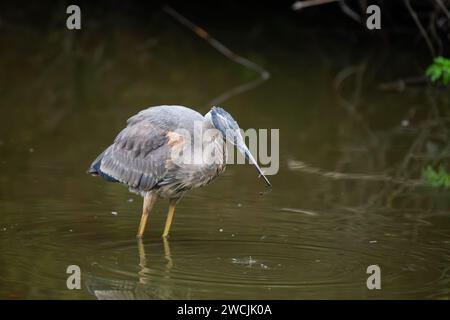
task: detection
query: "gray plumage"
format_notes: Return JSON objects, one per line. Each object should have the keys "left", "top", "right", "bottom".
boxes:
{"left": 88, "top": 105, "right": 226, "bottom": 199}
{"left": 88, "top": 104, "right": 270, "bottom": 237}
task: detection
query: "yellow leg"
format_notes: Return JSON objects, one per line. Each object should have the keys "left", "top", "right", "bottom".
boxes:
{"left": 137, "top": 238, "right": 146, "bottom": 266}
{"left": 136, "top": 193, "right": 157, "bottom": 238}
{"left": 162, "top": 199, "right": 178, "bottom": 238}
{"left": 163, "top": 236, "right": 173, "bottom": 271}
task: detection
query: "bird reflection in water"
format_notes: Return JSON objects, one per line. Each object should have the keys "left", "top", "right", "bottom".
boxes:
{"left": 85, "top": 238, "right": 190, "bottom": 300}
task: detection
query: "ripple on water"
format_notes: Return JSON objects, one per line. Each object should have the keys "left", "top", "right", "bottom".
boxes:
{"left": 1, "top": 199, "right": 449, "bottom": 299}
{"left": 78, "top": 234, "right": 446, "bottom": 299}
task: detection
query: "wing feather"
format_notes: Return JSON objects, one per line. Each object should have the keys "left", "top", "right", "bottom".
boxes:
{"left": 99, "top": 120, "right": 169, "bottom": 191}
{"left": 89, "top": 105, "right": 205, "bottom": 192}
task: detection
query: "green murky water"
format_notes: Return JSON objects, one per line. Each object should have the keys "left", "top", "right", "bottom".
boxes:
{"left": 0, "top": 12, "right": 449, "bottom": 299}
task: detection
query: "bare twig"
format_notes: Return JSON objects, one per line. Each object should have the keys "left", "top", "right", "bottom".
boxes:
{"left": 334, "top": 64, "right": 365, "bottom": 112}
{"left": 162, "top": 5, "right": 270, "bottom": 107}
{"left": 435, "top": 0, "right": 450, "bottom": 20}
{"left": 293, "top": 0, "right": 362, "bottom": 23}
{"left": 339, "top": 1, "right": 362, "bottom": 23}
{"left": 287, "top": 160, "right": 427, "bottom": 186}
{"left": 292, "top": 0, "right": 339, "bottom": 10}
{"left": 404, "top": 0, "right": 436, "bottom": 58}
{"left": 429, "top": 8, "right": 444, "bottom": 56}
{"left": 378, "top": 76, "right": 428, "bottom": 91}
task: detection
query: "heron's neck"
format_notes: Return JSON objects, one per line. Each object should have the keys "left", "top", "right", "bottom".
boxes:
{"left": 201, "top": 114, "right": 227, "bottom": 164}
{"left": 202, "top": 115, "right": 225, "bottom": 142}
{"left": 202, "top": 113, "right": 215, "bottom": 130}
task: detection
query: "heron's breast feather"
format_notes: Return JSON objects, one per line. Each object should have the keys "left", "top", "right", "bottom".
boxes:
{"left": 166, "top": 131, "right": 184, "bottom": 146}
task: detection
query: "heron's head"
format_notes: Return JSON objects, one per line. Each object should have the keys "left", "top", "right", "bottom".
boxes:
{"left": 207, "top": 106, "right": 271, "bottom": 188}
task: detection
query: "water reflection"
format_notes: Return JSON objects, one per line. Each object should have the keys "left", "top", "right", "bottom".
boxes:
{"left": 86, "top": 239, "right": 182, "bottom": 300}
{"left": 0, "top": 9, "right": 449, "bottom": 300}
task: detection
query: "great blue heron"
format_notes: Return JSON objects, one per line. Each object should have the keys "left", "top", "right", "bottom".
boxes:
{"left": 88, "top": 105, "right": 271, "bottom": 238}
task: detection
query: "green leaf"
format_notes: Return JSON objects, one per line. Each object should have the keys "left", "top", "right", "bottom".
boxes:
{"left": 426, "top": 56, "right": 450, "bottom": 86}
{"left": 422, "top": 165, "right": 450, "bottom": 189}
{"left": 443, "top": 71, "right": 450, "bottom": 85}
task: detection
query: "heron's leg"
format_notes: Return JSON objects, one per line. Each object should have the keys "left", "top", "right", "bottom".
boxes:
{"left": 163, "top": 236, "right": 173, "bottom": 270}
{"left": 137, "top": 238, "right": 148, "bottom": 284}
{"left": 162, "top": 198, "right": 178, "bottom": 238}
{"left": 137, "top": 192, "right": 157, "bottom": 238}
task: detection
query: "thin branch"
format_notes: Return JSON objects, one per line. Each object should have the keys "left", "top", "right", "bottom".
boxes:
{"left": 287, "top": 159, "right": 427, "bottom": 187}
{"left": 435, "top": 0, "right": 450, "bottom": 20}
{"left": 378, "top": 76, "right": 428, "bottom": 91}
{"left": 339, "top": 1, "right": 362, "bottom": 23}
{"left": 292, "top": 0, "right": 339, "bottom": 10}
{"left": 162, "top": 5, "right": 270, "bottom": 107}
{"left": 429, "top": 7, "right": 443, "bottom": 56}
{"left": 293, "top": 0, "right": 361, "bottom": 24}
{"left": 404, "top": 0, "right": 436, "bottom": 58}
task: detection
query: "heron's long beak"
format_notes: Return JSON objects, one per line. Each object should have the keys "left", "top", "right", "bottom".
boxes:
{"left": 241, "top": 146, "right": 272, "bottom": 188}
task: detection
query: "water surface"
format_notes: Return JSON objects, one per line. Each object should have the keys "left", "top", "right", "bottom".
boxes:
{"left": 0, "top": 13, "right": 449, "bottom": 299}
